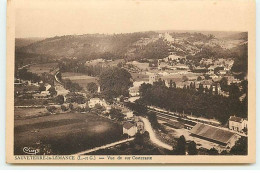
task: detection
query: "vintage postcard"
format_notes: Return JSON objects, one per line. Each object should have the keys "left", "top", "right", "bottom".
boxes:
{"left": 6, "top": 0, "right": 256, "bottom": 163}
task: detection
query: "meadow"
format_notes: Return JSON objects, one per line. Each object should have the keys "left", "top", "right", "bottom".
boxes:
{"left": 14, "top": 113, "right": 123, "bottom": 155}
{"left": 62, "top": 72, "right": 99, "bottom": 90}
{"left": 28, "top": 63, "right": 58, "bottom": 74}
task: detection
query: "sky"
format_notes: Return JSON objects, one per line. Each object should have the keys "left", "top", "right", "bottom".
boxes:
{"left": 14, "top": 0, "right": 254, "bottom": 38}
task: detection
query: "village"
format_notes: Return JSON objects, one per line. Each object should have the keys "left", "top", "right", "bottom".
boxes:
{"left": 14, "top": 31, "right": 248, "bottom": 155}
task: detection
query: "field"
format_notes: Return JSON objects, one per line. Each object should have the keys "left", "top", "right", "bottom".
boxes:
{"left": 14, "top": 107, "right": 49, "bottom": 119}
{"left": 28, "top": 63, "right": 58, "bottom": 74}
{"left": 14, "top": 113, "right": 123, "bottom": 155}
{"left": 62, "top": 72, "right": 98, "bottom": 89}
{"left": 130, "top": 72, "right": 149, "bottom": 82}
{"left": 14, "top": 98, "right": 49, "bottom": 106}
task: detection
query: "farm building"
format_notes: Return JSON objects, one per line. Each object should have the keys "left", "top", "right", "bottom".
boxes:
{"left": 123, "top": 121, "right": 137, "bottom": 137}
{"left": 190, "top": 123, "right": 239, "bottom": 148}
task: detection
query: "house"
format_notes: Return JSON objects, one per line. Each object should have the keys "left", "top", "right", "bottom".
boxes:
{"left": 44, "top": 83, "right": 52, "bottom": 91}
{"left": 164, "top": 55, "right": 185, "bottom": 62}
{"left": 208, "top": 65, "right": 217, "bottom": 73}
{"left": 229, "top": 116, "right": 248, "bottom": 133}
{"left": 33, "top": 91, "right": 50, "bottom": 99}
{"left": 149, "top": 73, "right": 159, "bottom": 84}
{"left": 129, "top": 86, "right": 139, "bottom": 96}
{"left": 88, "top": 98, "right": 111, "bottom": 111}
{"left": 88, "top": 98, "right": 107, "bottom": 108}
{"left": 123, "top": 121, "right": 137, "bottom": 136}
{"left": 218, "top": 70, "right": 227, "bottom": 75}
{"left": 122, "top": 109, "right": 134, "bottom": 119}
{"left": 129, "top": 81, "right": 148, "bottom": 97}
{"left": 190, "top": 123, "right": 239, "bottom": 148}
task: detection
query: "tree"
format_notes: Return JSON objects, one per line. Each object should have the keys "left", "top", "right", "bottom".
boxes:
{"left": 69, "top": 103, "right": 74, "bottom": 110}
{"left": 229, "top": 137, "right": 247, "bottom": 155}
{"left": 198, "top": 83, "right": 204, "bottom": 93}
{"left": 46, "top": 106, "right": 56, "bottom": 113}
{"left": 219, "top": 77, "right": 228, "bottom": 91}
{"left": 134, "top": 132, "right": 144, "bottom": 146}
{"left": 174, "top": 135, "right": 186, "bottom": 155}
{"left": 182, "top": 75, "right": 189, "bottom": 82}
{"left": 87, "top": 82, "right": 98, "bottom": 93}
{"left": 187, "top": 141, "right": 198, "bottom": 155}
{"left": 197, "top": 76, "right": 202, "bottom": 81}
{"left": 61, "top": 105, "right": 68, "bottom": 111}
{"left": 109, "top": 107, "right": 125, "bottom": 121}
{"left": 208, "top": 147, "right": 219, "bottom": 155}
{"left": 169, "top": 79, "right": 173, "bottom": 89}
{"left": 147, "top": 112, "right": 159, "bottom": 129}
{"left": 39, "top": 85, "right": 46, "bottom": 91}
{"left": 99, "top": 67, "right": 133, "bottom": 99}
{"left": 93, "top": 104, "right": 106, "bottom": 114}
{"left": 66, "top": 92, "right": 86, "bottom": 104}
{"left": 55, "top": 95, "right": 64, "bottom": 105}
{"left": 48, "top": 86, "right": 57, "bottom": 97}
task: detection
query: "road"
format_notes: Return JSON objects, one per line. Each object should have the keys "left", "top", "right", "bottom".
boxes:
{"left": 140, "top": 117, "right": 173, "bottom": 150}
{"left": 75, "top": 138, "right": 134, "bottom": 155}
{"left": 53, "top": 70, "right": 69, "bottom": 96}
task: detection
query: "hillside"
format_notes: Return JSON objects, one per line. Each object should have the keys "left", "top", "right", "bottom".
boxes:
{"left": 16, "top": 32, "right": 157, "bottom": 60}
{"left": 15, "top": 37, "right": 45, "bottom": 48}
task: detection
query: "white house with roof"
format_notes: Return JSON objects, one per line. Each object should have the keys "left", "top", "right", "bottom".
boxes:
{"left": 122, "top": 109, "right": 134, "bottom": 119}
{"left": 88, "top": 98, "right": 108, "bottom": 108}
{"left": 229, "top": 116, "right": 248, "bottom": 132}
{"left": 123, "top": 121, "right": 137, "bottom": 136}
{"left": 44, "top": 83, "right": 52, "bottom": 91}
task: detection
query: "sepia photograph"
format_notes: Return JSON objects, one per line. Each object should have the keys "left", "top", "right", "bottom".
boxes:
{"left": 6, "top": 0, "right": 256, "bottom": 163}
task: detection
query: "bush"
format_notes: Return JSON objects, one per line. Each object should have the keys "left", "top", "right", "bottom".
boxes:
{"left": 46, "top": 106, "right": 57, "bottom": 113}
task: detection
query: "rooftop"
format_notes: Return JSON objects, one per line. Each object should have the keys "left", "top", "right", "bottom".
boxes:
{"left": 123, "top": 122, "right": 135, "bottom": 130}
{"left": 190, "top": 123, "right": 236, "bottom": 144}
{"left": 229, "top": 116, "right": 244, "bottom": 123}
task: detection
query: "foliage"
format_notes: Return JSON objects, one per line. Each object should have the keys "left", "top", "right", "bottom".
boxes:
{"left": 48, "top": 86, "right": 57, "bottom": 97}
{"left": 133, "top": 38, "right": 170, "bottom": 60}
{"left": 87, "top": 82, "right": 98, "bottom": 93}
{"left": 63, "top": 79, "right": 82, "bottom": 92}
{"left": 125, "top": 101, "right": 148, "bottom": 116}
{"left": 18, "top": 68, "right": 41, "bottom": 83}
{"left": 147, "top": 112, "right": 159, "bottom": 130}
{"left": 109, "top": 107, "right": 125, "bottom": 121}
{"left": 229, "top": 137, "right": 247, "bottom": 155}
{"left": 55, "top": 95, "right": 65, "bottom": 105}
{"left": 138, "top": 82, "right": 247, "bottom": 124}
{"left": 93, "top": 104, "right": 106, "bottom": 114}
{"left": 182, "top": 75, "right": 189, "bottom": 82}
{"left": 66, "top": 92, "right": 86, "bottom": 104}
{"left": 134, "top": 132, "right": 144, "bottom": 146}
{"left": 231, "top": 44, "right": 248, "bottom": 79}
{"left": 61, "top": 105, "right": 68, "bottom": 111}
{"left": 99, "top": 67, "right": 133, "bottom": 100}
{"left": 174, "top": 135, "right": 186, "bottom": 155}
{"left": 46, "top": 106, "right": 57, "bottom": 113}
{"left": 207, "top": 147, "right": 219, "bottom": 155}
{"left": 187, "top": 141, "right": 198, "bottom": 155}
{"left": 39, "top": 85, "right": 46, "bottom": 91}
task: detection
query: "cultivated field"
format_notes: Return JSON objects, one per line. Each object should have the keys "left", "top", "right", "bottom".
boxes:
{"left": 62, "top": 72, "right": 98, "bottom": 89}
{"left": 14, "top": 113, "right": 123, "bottom": 155}
{"left": 28, "top": 63, "right": 58, "bottom": 74}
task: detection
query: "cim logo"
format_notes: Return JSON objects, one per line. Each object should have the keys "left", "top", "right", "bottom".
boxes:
{"left": 22, "top": 147, "right": 40, "bottom": 155}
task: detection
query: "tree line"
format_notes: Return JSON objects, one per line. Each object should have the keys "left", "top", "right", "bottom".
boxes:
{"left": 138, "top": 80, "right": 247, "bottom": 124}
